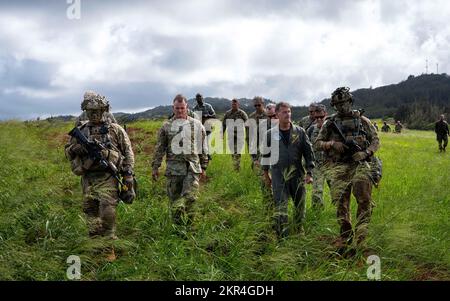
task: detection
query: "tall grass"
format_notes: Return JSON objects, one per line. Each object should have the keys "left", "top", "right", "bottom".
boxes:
{"left": 0, "top": 120, "right": 448, "bottom": 280}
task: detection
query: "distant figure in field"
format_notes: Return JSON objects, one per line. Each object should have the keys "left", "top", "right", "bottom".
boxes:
{"left": 193, "top": 93, "right": 216, "bottom": 161}
{"left": 373, "top": 122, "right": 379, "bottom": 132}
{"left": 394, "top": 120, "right": 403, "bottom": 133}
{"left": 222, "top": 98, "right": 248, "bottom": 171}
{"left": 381, "top": 121, "right": 391, "bottom": 133}
{"left": 435, "top": 114, "right": 449, "bottom": 152}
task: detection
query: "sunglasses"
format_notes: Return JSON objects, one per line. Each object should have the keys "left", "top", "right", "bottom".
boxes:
{"left": 316, "top": 115, "right": 326, "bottom": 120}
{"left": 254, "top": 104, "right": 262, "bottom": 107}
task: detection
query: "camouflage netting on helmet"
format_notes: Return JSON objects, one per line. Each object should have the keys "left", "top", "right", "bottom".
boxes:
{"left": 331, "top": 87, "right": 353, "bottom": 106}
{"left": 81, "top": 91, "right": 109, "bottom": 110}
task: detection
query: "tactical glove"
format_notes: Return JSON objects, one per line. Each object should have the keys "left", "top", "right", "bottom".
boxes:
{"left": 325, "top": 141, "right": 347, "bottom": 153}
{"left": 120, "top": 176, "right": 136, "bottom": 204}
{"left": 71, "top": 144, "right": 88, "bottom": 156}
{"left": 352, "top": 151, "right": 368, "bottom": 162}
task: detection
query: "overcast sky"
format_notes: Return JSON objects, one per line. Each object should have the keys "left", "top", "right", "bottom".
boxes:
{"left": 1, "top": 0, "right": 449, "bottom": 120}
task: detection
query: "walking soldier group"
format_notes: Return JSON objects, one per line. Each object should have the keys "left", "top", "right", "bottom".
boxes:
{"left": 66, "top": 87, "right": 382, "bottom": 260}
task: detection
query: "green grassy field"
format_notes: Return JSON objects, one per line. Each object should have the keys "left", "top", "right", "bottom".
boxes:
{"left": 0, "top": 119, "right": 448, "bottom": 280}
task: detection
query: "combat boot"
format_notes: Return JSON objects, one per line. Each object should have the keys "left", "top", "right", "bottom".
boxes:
{"left": 334, "top": 240, "right": 356, "bottom": 258}
{"left": 105, "top": 247, "right": 116, "bottom": 262}
{"left": 333, "top": 237, "right": 347, "bottom": 256}
{"left": 87, "top": 216, "right": 103, "bottom": 238}
{"left": 103, "top": 225, "right": 118, "bottom": 240}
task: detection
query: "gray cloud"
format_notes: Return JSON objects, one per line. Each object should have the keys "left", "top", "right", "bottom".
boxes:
{"left": 0, "top": 0, "right": 450, "bottom": 120}
{"left": 0, "top": 57, "right": 57, "bottom": 88}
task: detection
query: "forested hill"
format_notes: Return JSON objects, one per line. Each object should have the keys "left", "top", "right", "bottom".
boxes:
{"left": 46, "top": 74, "right": 450, "bottom": 129}
{"left": 113, "top": 73, "right": 450, "bottom": 125}
{"left": 321, "top": 74, "right": 450, "bottom": 120}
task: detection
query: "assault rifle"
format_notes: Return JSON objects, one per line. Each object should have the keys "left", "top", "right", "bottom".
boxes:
{"left": 329, "top": 120, "right": 363, "bottom": 160}
{"left": 68, "top": 127, "right": 128, "bottom": 192}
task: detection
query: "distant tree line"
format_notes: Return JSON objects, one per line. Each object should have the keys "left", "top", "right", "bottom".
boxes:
{"left": 317, "top": 74, "right": 450, "bottom": 130}
{"left": 41, "top": 74, "right": 450, "bottom": 130}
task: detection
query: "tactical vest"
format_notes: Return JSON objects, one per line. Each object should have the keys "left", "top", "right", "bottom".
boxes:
{"left": 79, "top": 122, "right": 123, "bottom": 173}
{"left": 327, "top": 111, "right": 370, "bottom": 161}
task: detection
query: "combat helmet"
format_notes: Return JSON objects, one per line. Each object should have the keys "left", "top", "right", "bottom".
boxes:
{"left": 81, "top": 91, "right": 109, "bottom": 111}
{"left": 330, "top": 87, "right": 353, "bottom": 106}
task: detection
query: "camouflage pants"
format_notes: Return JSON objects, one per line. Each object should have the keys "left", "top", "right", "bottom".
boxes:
{"left": 231, "top": 154, "right": 241, "bottom": 171}
{"left": 206, "top": 131, "right": 212, "bottom": 158}
{"left": 271, "top": 175, "right": 306, "bottom": 238}
{"left": 327, "top": 162, "right": 373, "bottom": 246}
{"left": 82, "top": 172, "right": 119, "bottom": 239}
{"left": 311, "top": 164, "right": 331, "bottom": 210}
{"left": 437, "top": 135, "right": 448, "bottom": 151}
{"left": 252, "top": 161, "right": 274, "bottom": 212}
{"left": 167, "top": 172, "right": 200, "bottom": 225}
{"left": 228, "top": 134, "right": 244, "bottom": 171}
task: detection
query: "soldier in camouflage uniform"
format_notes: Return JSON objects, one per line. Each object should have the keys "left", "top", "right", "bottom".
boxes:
{"left": 381, "top": 121, "right": 391, "bottom": 133}
{"left": 394, "top": 120, "right": 403, "bottom": 133}
{"left": 247, "top": 97, "right": 269, "bottom": 166}
{"left": 222, "top": 99, "right": 248, "bottom": 171}
{"left": 307, "top": 104, "right": 331, "bottom": 210}
{"left": 299, "top": 103, "right": 318, "bottom": 131}
{"left": 193, "top": 93, "right": 216, "bottom": 161}
{"left": 65, "top": 91, "right": 135, "bottom": 242}
{"left": 152, "top": 94, "right": 209, "bottom": 226}
{"left": 435, "top": 114, "right": 449, "bottom": 152}
{"left": 315, "top": 87, "right": 380, "bottom": 255}
{"left": 246, "top": 96, "right": 273, "bottom": 208}
{"left": 193, "top": 93, "right": 216, "bottom": 121}
{"left": 75, "top": 92, "right": 117, "bottom": 126}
